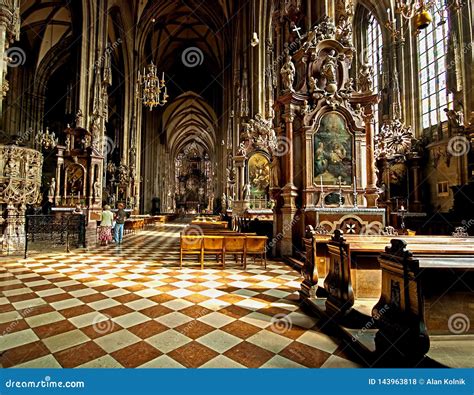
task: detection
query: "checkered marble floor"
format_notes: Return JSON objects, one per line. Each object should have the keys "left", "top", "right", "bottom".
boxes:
{"left": 0, "top": 222, "right": 362, "bottom": 368}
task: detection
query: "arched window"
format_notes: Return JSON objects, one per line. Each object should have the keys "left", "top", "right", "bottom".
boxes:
{"left": 418, "top": 0, "right": 452, "bottom": 130}
{"left": 366, "top": 13, "right": 383, "bottom": 132}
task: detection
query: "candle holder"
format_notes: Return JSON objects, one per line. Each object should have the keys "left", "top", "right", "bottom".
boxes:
{"left": 352, "top": 176, "right": 358, "bottom": 208}
{"left": 352, "top": 190, "right": 358, "bottom": 208}
{"left": 338, "top": 176, "right": 343, "bottom": 207}
{"left": 398, "top": 206, "right": 407, "bottom": 230}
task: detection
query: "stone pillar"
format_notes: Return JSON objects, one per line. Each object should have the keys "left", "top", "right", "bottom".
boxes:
{"left": 362, "top": 101, "right": 379, "bottom": 207}
{"left": 280, "top": 110, "right": 298, "bottom": 256}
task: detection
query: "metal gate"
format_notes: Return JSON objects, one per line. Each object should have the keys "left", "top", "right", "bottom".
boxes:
{"left": 24, "top": 214, "right": 86, "bottom": 258}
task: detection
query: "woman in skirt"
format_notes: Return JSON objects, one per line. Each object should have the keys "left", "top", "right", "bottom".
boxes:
{"left": 99, "top": 205, "right": 114, "bottom": 245}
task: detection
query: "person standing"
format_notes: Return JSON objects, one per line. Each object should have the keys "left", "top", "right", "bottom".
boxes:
{"left": 99, "top": 205, "right": 114, "bottom": 246}
{"left": 114, "top": 203, "right": 126, "bottom": 244}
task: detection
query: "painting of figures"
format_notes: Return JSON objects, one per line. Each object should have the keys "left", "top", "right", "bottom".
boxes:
{"left": 313, "top": 112, "right": 353, "bottom": 185}
{"left": 248, "top": 152, "right": 270, "bottom": 198}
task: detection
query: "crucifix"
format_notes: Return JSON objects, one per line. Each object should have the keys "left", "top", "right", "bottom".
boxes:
{"left": 291, "top": 24, "right": 303, "bottom": 39}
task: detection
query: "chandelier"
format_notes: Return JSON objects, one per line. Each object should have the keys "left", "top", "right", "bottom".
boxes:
{"left": 395, "top": 0, "right": 435, "bottom": 25}
{"left": 137, "top": 62, "right": 168, "bottom": 110}
{"left": 386, "top": 0, "right": 435, "bottom": 41}
{"left": 35, "top": 127, "right": 58, "bottom": 150}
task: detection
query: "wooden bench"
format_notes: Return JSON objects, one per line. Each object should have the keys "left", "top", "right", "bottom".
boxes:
{"left": 179, "top": 234, "right": 268, "bottom": 270}
{"left": 302, "top": 232, "right": 474, "bottom": 298}
{"left": 301, "top": 233, "right": 474, "bottom": 364}
{"left": 179, "top": 235, "right": 203, "bottom": 269}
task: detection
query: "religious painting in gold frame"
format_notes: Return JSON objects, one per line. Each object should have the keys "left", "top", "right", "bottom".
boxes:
{"left": 248, "top": 152, "right": 270, "bottom": 198}
{"left": 313, "top": 112, "right": 353, "bottom": 185}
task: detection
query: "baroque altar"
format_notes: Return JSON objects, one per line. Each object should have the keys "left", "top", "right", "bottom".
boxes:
{"left": 273, "top": 15, "right": 385, "bottom": 254}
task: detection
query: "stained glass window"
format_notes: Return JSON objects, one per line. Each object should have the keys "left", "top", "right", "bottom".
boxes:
{"left": 418, "top": 0, "right": 452, "bottom": 130}
{"left": 366, "top": 13, "right": 383, "bottom": 133}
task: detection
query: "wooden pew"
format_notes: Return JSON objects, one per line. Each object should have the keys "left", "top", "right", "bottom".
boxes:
{"left": 223, "top": 236, "right": 246, "bottom": 268}
{"left": 179, "top": 233, "right": 268, "bottom": 270}
{"left": 301, "top": 234, "right": 473, "bottom": 364}
{"left": 372, "top": 239, "right": 430, "bottom": 361}
{"left": 304, "top": 233, "right": 474, "bottom": 298}
{"left": 245, "top": 236, "right": 267, "bottom": 269}
{"left": 323, "top": 230, "right": 354, "bottom": 317}
{"left": 179, "top": 235, "right": 203, "bottom": 269}
{"left": 202, "top": 236, "right": 225, "bottom": 269}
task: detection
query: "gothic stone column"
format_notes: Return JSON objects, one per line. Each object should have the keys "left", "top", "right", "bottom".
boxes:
{"left": 280, "top": 110, "right": 298, "bottom": 256}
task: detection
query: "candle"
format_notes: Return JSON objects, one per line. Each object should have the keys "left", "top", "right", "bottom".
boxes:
{"left": 338, "top": 176, "right": 342, "bottom": 189}
{"left": 400, "top": 205, "right": 405, "bottom": 211}
{"left": 353, "top": 176, "right": 357, "bottom": 193}
{"left": 320, "top": 175, "right": 323, "bottom": 191}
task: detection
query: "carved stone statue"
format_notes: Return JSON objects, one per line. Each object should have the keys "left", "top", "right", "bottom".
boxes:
{"left": 242, "top": 183, "right": 251, "bottom": 200}
{"left": 222, "top": 193, "right": 227, "bottom": 210}
{"left": 280, "top": 50, "right": 295, "bottom": 92}
{"left": 93, "top": 179, "right": 100, "bottom": 200}
{"left": 358, "top": 64, "right": 374, "bottom": 93}
{"left": 270, "top": 156, "right": 281, "bottom": 187}
{"left": 322, "top": 50, "right": 338, "bottom": 92}
{"left": 237, "top": 142, "right": 247, "bottom": 156}
{"left": 335, "top": 15, "right": 352, "bottom": 46}
{"left": 303, "top": 16, "right": 337, "bottom": 51}
{"left": 75, "top": 109, "right": 84, "bottom": 128}
{"left": 48, "top": 178, "right": 56, "bottom": 197}
{"left": 4, "top": 158, "right": 19, "bottom": 178}
{"left": 445, "top": 107, "right": 464, "bottom": 132}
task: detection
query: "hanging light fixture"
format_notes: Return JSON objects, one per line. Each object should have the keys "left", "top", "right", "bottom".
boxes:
{"left": 137, "top": 62, "right": 168, "bottom": 110}
{"left": 251, "top": 32, "right": 259, "bottom": 47}
{"left": 35, "top": 127, "right": 58, "bottom": 150}
{"left": 250, "top": 5, "right": 259, "bottom": 47}
{"left": 394, "top": 0, "right": 435, "bottom": 30}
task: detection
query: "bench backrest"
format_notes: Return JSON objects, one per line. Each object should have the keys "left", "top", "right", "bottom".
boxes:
{"left": 246, "top": 236, "right": 267, "bottom": 253}
{"left": 323, "top": 229, "right": 354, "bottom": 316}
{"left": 181, "top": 235, "right": 203, "bottom": 251}
{"left": 203, "top": 236, "right": 224, "bottom": 251}
{"left": 224, "top": 236, "right": 247, "bottom": 252}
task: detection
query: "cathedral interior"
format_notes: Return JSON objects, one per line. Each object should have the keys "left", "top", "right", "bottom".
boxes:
{"left": 0, "top": 0, "right": 473, "bottom": 370}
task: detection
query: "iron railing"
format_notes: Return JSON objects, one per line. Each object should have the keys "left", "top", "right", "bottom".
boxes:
{"left": 24, "top": 214, "right": 86, "bottom": 258}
